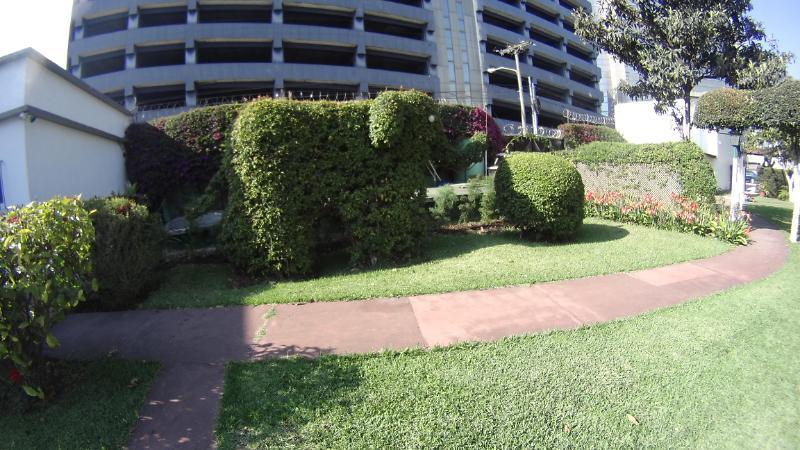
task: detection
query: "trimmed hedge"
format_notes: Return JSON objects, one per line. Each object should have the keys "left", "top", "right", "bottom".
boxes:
{"left": 124, "top": 104, "right": 240, "bottom": 208}
{"left": 223, "top": 91, "right": 441, "bottom": 277}
{"left": 83, "top": 197, "right": 164, "bottom": 311}
{"left": 559, "top": 124, "right": 626, "bottom": 149}
{"left": 495, "top": 153, "right": 585, "bottom": 241}
{"left": 561, "top": 142, "right": 718, "bottom": 204}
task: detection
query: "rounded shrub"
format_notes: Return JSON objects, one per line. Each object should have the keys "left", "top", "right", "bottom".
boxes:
{"left": 495, "top": 153, "right": 585, "bottom": 240}
{"left": 84, "top": 197, "right": 164, "bottom": 310}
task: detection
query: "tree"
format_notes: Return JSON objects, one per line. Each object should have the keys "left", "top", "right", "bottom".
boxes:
{"left": 575, "top": 0, "right": 789, "bottom": 140}
{"left": 695, "top": 80, "right": 800, "bottom": 243}
{"left": 750, "top": 80, "right": 800, "bottom": 242}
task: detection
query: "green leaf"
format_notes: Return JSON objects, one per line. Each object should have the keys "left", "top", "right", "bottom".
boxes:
{"left": 46, "top": 334, "right": 60, "bottom": 348}
{"left": 22, "top": 384, "right": 45, "bottom": 399}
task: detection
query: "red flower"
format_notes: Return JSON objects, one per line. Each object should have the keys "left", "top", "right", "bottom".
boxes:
{"left": 212, "top": 132, "right": 222, "bottom": 141}
{"left": 8, "top": 368, "right": 22, "bottom": 385}
{"left": 7, "top": 215, "right": 19, "bottom": 224}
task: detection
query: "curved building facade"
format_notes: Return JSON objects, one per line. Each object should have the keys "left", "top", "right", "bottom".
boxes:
{"left": 68, "top": 0, "right": 602, "bottom": 126}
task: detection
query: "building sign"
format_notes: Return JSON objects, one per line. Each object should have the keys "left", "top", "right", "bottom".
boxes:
{"left": 562, "top": 109, "right": 615, "bottom": 126}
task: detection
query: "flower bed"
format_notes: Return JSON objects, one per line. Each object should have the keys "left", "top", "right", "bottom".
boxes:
{"left": 585, "top": 191, "right": 751, "bottom": 245}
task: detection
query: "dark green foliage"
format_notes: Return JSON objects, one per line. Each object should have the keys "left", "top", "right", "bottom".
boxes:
{"left": 124, "top": 104, "right": 240, "bottom": 208}
{"left": 694, "top": 88, "right": 755, "bottom": 133}
{"left": 562, "top": 141, "right": 718, "bottom": 204}
{"left": 456, "top": 132, "right": 488, "bottom": 167}
{"left": 758, "top": 168, "right": 789, "bottom": 198}
{"left": 223, "top": 91, "right": 440, "bottom": 276}
{"left": 559, "top": 124, "right": 626, "bottom": 149}
{"left": 429, "top": 186, "right": 459, "bottom": 223}
{"left": 435, "top": 104, "right": 505, "bottom": 181}
{"left": 83, "top": 197, "right": 164, "bottom": 310}
{"left": 495, "top": 153, "right": 585, "bottom": 240}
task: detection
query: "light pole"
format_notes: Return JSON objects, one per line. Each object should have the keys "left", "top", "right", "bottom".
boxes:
{"left": 488, "top": 66, "right": 538, "bottom": 137}
{"left": 494, "top": 41, "right": 534, "bottom": 137}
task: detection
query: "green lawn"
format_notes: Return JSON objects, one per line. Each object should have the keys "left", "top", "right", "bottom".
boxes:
{"left": 1, "top": 359, "right": 159, "bottom": 449}
{"left": 748, "top": 196, "right": 794, "bottom": 231}
{"left": 144, "top": 218, "right": 731, "bottom": 309}
{"left": 216, "top": 209, "right": 799, "bottom": 449}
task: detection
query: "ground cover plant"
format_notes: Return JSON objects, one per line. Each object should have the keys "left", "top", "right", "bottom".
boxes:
{"left": 559, "top": 123, "right": 626, "bottom": 149}
{"left": 585, "top": 191, "right": 751, "bottom": 245}
{"left": 216, "top": 203, "right": 798, "bottom": 449}
{"left": 0, "top": 359, "right": 159, "bottom": 449}
{"left": 143, "top": 218, "right": 730, "bottom": 309}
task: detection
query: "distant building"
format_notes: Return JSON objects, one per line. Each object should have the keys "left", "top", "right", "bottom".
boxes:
{"left": 0, "top": 49, "right": 130, "bottom": 207}
{"left": 67, "top": 0, "right": 603, "bottom": 125}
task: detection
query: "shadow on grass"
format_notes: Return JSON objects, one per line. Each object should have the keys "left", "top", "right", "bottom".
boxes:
{"left": 218, "top": 356, "right": 363, "bottom": 448}
{"left": 747, "top": 205, "right": 792, "bottom": 233}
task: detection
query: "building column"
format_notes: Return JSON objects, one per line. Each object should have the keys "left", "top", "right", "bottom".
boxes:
{"left": 187, "top": 0, "right": 198, "bottom": 23}
{"left": 128, "top": 7, "right": 138, "bottom": 29}
{"left": 125, "top": 86, "right": 136, "bottom": 110}
{"left": 186, "top": 82, "right": 197, "bottom": 107}
{"left": 125, "top": 43, "right": 136, "bottom": 70}
{"left": 272, "top": 0, "right": 283, "bottom": 24}
{"left": 354, "top": 7, "right": 364, "bottom": 31}
{"left": 356, "top": 43, "right": 367, "bottom": 68}
{"left": 185, "top": 42, "right": 196, "bottom": 65}
{"left": 272, "top": 37, "right": 283, "bottom": 63}
{"left": 72, "top": 18, "right": 84, "bottom": 40}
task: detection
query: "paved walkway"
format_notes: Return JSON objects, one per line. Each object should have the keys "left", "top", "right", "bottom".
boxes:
{"left": 50, "top": 217, "right": 789, "bottom": 449}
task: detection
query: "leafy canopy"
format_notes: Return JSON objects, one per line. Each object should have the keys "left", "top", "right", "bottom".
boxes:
{"left": 575, "top": 0, "right": 791, "bottom": 139}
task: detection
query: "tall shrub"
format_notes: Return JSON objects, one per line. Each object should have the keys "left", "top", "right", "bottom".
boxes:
{"left": 223, "top": 91, "right": 441, "bottom": 276}
{"left": 0, "top": 198, "right": 95, "bottom": 398}
{"left": 495, "top": 153, "right": 585, "bottom": 241}
{"left": 561, "top": 141, "right": 718, "bottom": 204}
{"left": 124, "top": 104, "right": 240, "bottom": 207}
{"left": 84, "top": 197, "right": 164, "bottom": 310}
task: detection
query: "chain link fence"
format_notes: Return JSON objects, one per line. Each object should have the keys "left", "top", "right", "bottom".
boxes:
{"left": 575, "top": 163, "right": 682, "bottom": 204}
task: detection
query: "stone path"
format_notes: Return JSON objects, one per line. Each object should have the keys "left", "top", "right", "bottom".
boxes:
{"left": 49, "top": 217, "right": 789, "bottom": 449}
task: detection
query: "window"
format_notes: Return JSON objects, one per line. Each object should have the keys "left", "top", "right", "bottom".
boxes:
{"left": 196, "top": 81, "right": 274, "bottom": 105}
{"left": 81, "top": 50, "right": 126, "bottom": 77}
{"left": 197, "top": 4, "right": 272, "bottom": 23}
{"left": 283, "top": 42, "right": 355, "bottom": 66}
{"left": 283, "top": 5, "right": 354, "bottom": 29}
{"left": 138, "top": 6, "right": 187, "bottom": 27}
{"left": 530, "top": 28, "right": 562, "bottom": 49}
{"left": 83, "top": 12, "right": 128, "bottom": 38}
{"left": 136, "top": 44, "right": 185, "bottom": 68}
{"left": 135, "top": 84, "right": 186, "bottom": 108}
{"left": 525, "top": 3, "right": 558, "bottom": 23}
{"left": 482, "top": 9, "right": 523, "bottom": 33}
{"left": 196, "top": 41, "right": 272, "bottom": 63}
{"left": 364, "top": 15, "right": 425, "bottom": 40}
{"left": 366, "top": 49, "right": 428, "bottom": 74}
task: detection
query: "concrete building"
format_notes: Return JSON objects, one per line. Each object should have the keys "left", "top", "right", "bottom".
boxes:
{"left": 0, "top": 48, "right": 131, "bottom": 208}
{"left": 67, "top": 0, "right": 603, "bottom": 125}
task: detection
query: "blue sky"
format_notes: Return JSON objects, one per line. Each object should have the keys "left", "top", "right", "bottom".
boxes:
{"left": 750, "top": 0, "right": 800, "bottom": 78}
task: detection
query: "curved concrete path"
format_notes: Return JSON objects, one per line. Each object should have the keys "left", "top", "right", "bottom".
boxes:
{"left": 50, "top": 217, "right": 789, "bottom": 449}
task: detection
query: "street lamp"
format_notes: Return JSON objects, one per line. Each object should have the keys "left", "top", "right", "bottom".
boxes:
{"left": 488, "top": 66, "right": 538, "bottom": 137}
{"left": 492, "top": 40, "right": 537, "bottom": 137}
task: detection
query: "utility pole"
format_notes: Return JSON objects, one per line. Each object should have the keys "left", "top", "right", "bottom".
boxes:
{"left": 498, "top": 41, "right": 532, "bottom": 136}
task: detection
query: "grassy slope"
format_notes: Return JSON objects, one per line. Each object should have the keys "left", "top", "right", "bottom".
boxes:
{"left": 1, "top": 359, "right": 159, "bottom": 449}
{"left": 216, "top": 206, "right": 798, "bottom": 449}
{"left": 748, "top": 197, "right": 794, "bottom": 232}
{"left": 144, "top": 218, "right": 731, "bottom": 308}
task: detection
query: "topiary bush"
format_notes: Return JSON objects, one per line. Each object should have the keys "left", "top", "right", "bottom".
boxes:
{"left": 0, "top": 197, "right": 95, "bottom": 399}
{"left": 83, "top": 197, "right": 164, "bottom": 311}
{"left": 223, "top": 91, "right": 441, "bottom": 277}
{"left": 559, "top": 123, "right": 626, "bottom": 149}
{"left": 561, "top": 141, "right": 718, "bottom": 204}
{"left": 495, "top": 153, "right": 585, "bottom": 240}
{"left": 124, "top": 104, "right": 240, "bottom": 208}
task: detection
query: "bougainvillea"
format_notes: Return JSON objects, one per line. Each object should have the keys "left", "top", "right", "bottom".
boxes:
{"left": 585, "top": 191, "right": 751, "bottom": 245}
{"left": 435, "top": 104, "right": 505, "bottom": 181}
{"left": 559, "top": 124, "right": 626, "bottom": 149}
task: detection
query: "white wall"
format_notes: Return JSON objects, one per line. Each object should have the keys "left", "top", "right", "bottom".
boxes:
{"left": 0, "top": 119, "right": 30, "bottom": 206}
{"left": 24, "top": 119, "right": 127, "bottom": 202}
{"left": 0, "top": 60, "right": 26, "bottom": 113}
{"left": 23, "top": 58, "right": 130, "bottom": 137}
{"left": 615, "top": 99, "right": 734, "bottom": 191}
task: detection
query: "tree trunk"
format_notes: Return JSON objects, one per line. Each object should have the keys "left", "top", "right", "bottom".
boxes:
{"left": 791, "top": 163, "right": 800, "bottom": 243}
{"left": 682, "top": 93, "right": 692, "bottom": 141}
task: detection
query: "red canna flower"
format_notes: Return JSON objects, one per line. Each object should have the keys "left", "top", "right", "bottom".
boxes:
{"left": 8, "top": 368, "right": 22, "bottom": 385}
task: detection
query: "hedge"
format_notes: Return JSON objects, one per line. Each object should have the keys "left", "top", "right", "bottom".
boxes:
{"left": 124, "top": 104, "right": 240, "bottom": 208}
{"left": 495, "top": 153, "right": 585, "bottom": 240}
{"left": 83, "top": 197, "right": 164, "bottom": 311}
{"left": 561, "top": 142, "right": 718, "bottom": 204}
{"left": 222, "top": 91, "right": 441, "bottom": 277}
{"left": 559, "top": 124, "right": 626, "bottom": 149}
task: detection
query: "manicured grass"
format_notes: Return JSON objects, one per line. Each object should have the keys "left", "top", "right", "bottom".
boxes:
{"left": 1, "top": 359, "right": 159, "bottom": 449}
{"left": 144, "top": 218, "right": 731, "bottom": 309}
{"left": 216, "top": 242, "right": 799, "bottom": 448}
{"left": 748, "top": 197, "right": 794, "bottom": 232}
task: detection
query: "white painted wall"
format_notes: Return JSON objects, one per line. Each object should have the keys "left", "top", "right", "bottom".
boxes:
{"left": 0, "top": 119, "right": 29, "bottom": 206}
{"left": 25, "top": 120, "right": 127, "bottom": 201}
{"left": 23, "top": 58, "right": 130, "bottom": 137}
{"left": 614, "top": 99, "right": 735, "bottom": 191}
{"left": 0, "top": 49, "right": 131, "bottom": 207}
